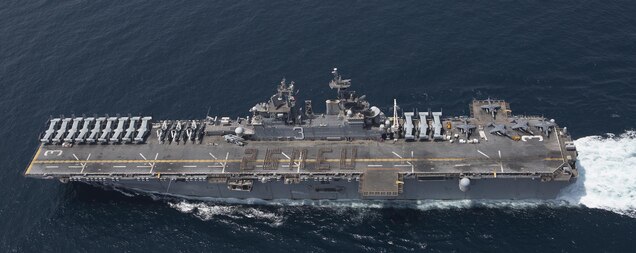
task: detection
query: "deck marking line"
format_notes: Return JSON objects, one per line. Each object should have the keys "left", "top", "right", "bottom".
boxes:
{"left": 149, "top": 153, "right": 159, "bottom": 174}
{"left": 554, "top": 128, "right": 567, "bottom": 163}
{"left": 296, "top": 151, "right": 304, "bottom": 173}
{"left": 28, "top": 156, "right": 569, "bottom": 166}
{"left": 209, "top": 153, "right": 225, "bottom": 167}
{"left": 498, "top": 150, "right": 504, "bottom": 173}
{"left": 477, "top": 150, "right": 491, "bottom": 159}
{"left": 222, "top": 152, "right": 229, "bottom": 173}
{"left": 25, "top": 144, "right": 44, "bottom": 175}
{"left": 81, "top": 153, "right": 91, "bottom": 173}
{"left": 409, "top": 150, "right": 415, "bottom": 173}
{"left": 32, "top": 157, "right": 473, "bottom": 164}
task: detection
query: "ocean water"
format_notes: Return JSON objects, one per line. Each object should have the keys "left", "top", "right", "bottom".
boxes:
{"left": 1, "top": 0, "right": 636, "bottom": 252}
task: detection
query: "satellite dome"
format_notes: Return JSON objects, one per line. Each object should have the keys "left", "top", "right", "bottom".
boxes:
{"left": 459, "top": 177, "right": 471, "bottom": 192}
{"left": 235, "top": 126, "right": 244, "bottom": 135}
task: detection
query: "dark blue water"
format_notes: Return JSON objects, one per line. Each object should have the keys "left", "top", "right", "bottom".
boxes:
{"left": 2, "top": 1, "right": 636, "bottom": 252}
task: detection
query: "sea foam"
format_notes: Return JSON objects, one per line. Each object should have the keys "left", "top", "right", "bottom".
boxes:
{"left": 558, "top": 131, "right": 636, "bottom": 217}
{"left": 168, "top": 201, "right": 285, "bottom": 226}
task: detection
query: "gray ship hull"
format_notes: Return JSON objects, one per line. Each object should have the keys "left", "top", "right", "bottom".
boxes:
{"left": 96, "top": 177, "right": 574, "bottom": 200}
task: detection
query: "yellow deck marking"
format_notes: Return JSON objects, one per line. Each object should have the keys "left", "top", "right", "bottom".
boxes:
{"left": 24, "top": 144, "right": 44, "bottom": 175}
{"left": 33, "top": 158, "right": 462, "bottom": 164}
{"left": 31, "top": 157, "right": 563, "bottom": 165}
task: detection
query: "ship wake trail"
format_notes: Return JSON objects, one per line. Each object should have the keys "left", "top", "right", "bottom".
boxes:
{"left": 168, "top": 201, "right": 285, "bottom": 227}
{"left": 558, "top": 131, "right": 636, "bottom": 217}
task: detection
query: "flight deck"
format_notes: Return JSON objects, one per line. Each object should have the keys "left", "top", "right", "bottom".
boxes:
{"left": 26, "top": 108, "right": 575, "bottom": 180}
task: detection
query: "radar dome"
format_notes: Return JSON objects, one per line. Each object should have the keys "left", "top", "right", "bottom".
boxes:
{"left": 459, "top": 177, "right": 471, "bottom": 192}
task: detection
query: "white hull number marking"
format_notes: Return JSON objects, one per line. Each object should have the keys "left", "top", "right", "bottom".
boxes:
{"left": 521, "top": 135, "right": 543, "bottom": 142}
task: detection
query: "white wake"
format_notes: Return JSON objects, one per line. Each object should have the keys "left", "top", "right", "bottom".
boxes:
{"left": 164, "top": 131, "right": 636, "bottom": 219}
{"left": 558, "top": 131, "right": 636, "bottom": 217}
{"left": 168, "top": 201, "right": 285, "bottom": 227}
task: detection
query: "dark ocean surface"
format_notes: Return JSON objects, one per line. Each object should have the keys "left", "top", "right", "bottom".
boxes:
{"left": 1, "top": 0, "right": 636, "bottom": 252}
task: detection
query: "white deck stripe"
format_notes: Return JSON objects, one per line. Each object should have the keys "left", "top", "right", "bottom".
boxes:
{"left": 477, "top": 150, "right": 491, "bottom": 159}
{"left": 222, "top": 152, "right": 229, "bottom": 173}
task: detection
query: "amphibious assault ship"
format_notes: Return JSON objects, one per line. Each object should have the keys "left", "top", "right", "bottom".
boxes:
{"left": 25, "top": 69, "right": 578, "bottom": 200}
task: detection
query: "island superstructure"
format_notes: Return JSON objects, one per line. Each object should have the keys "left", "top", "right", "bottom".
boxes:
{"left": 25, "top": 69, "right": 578, "bottom": 200}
